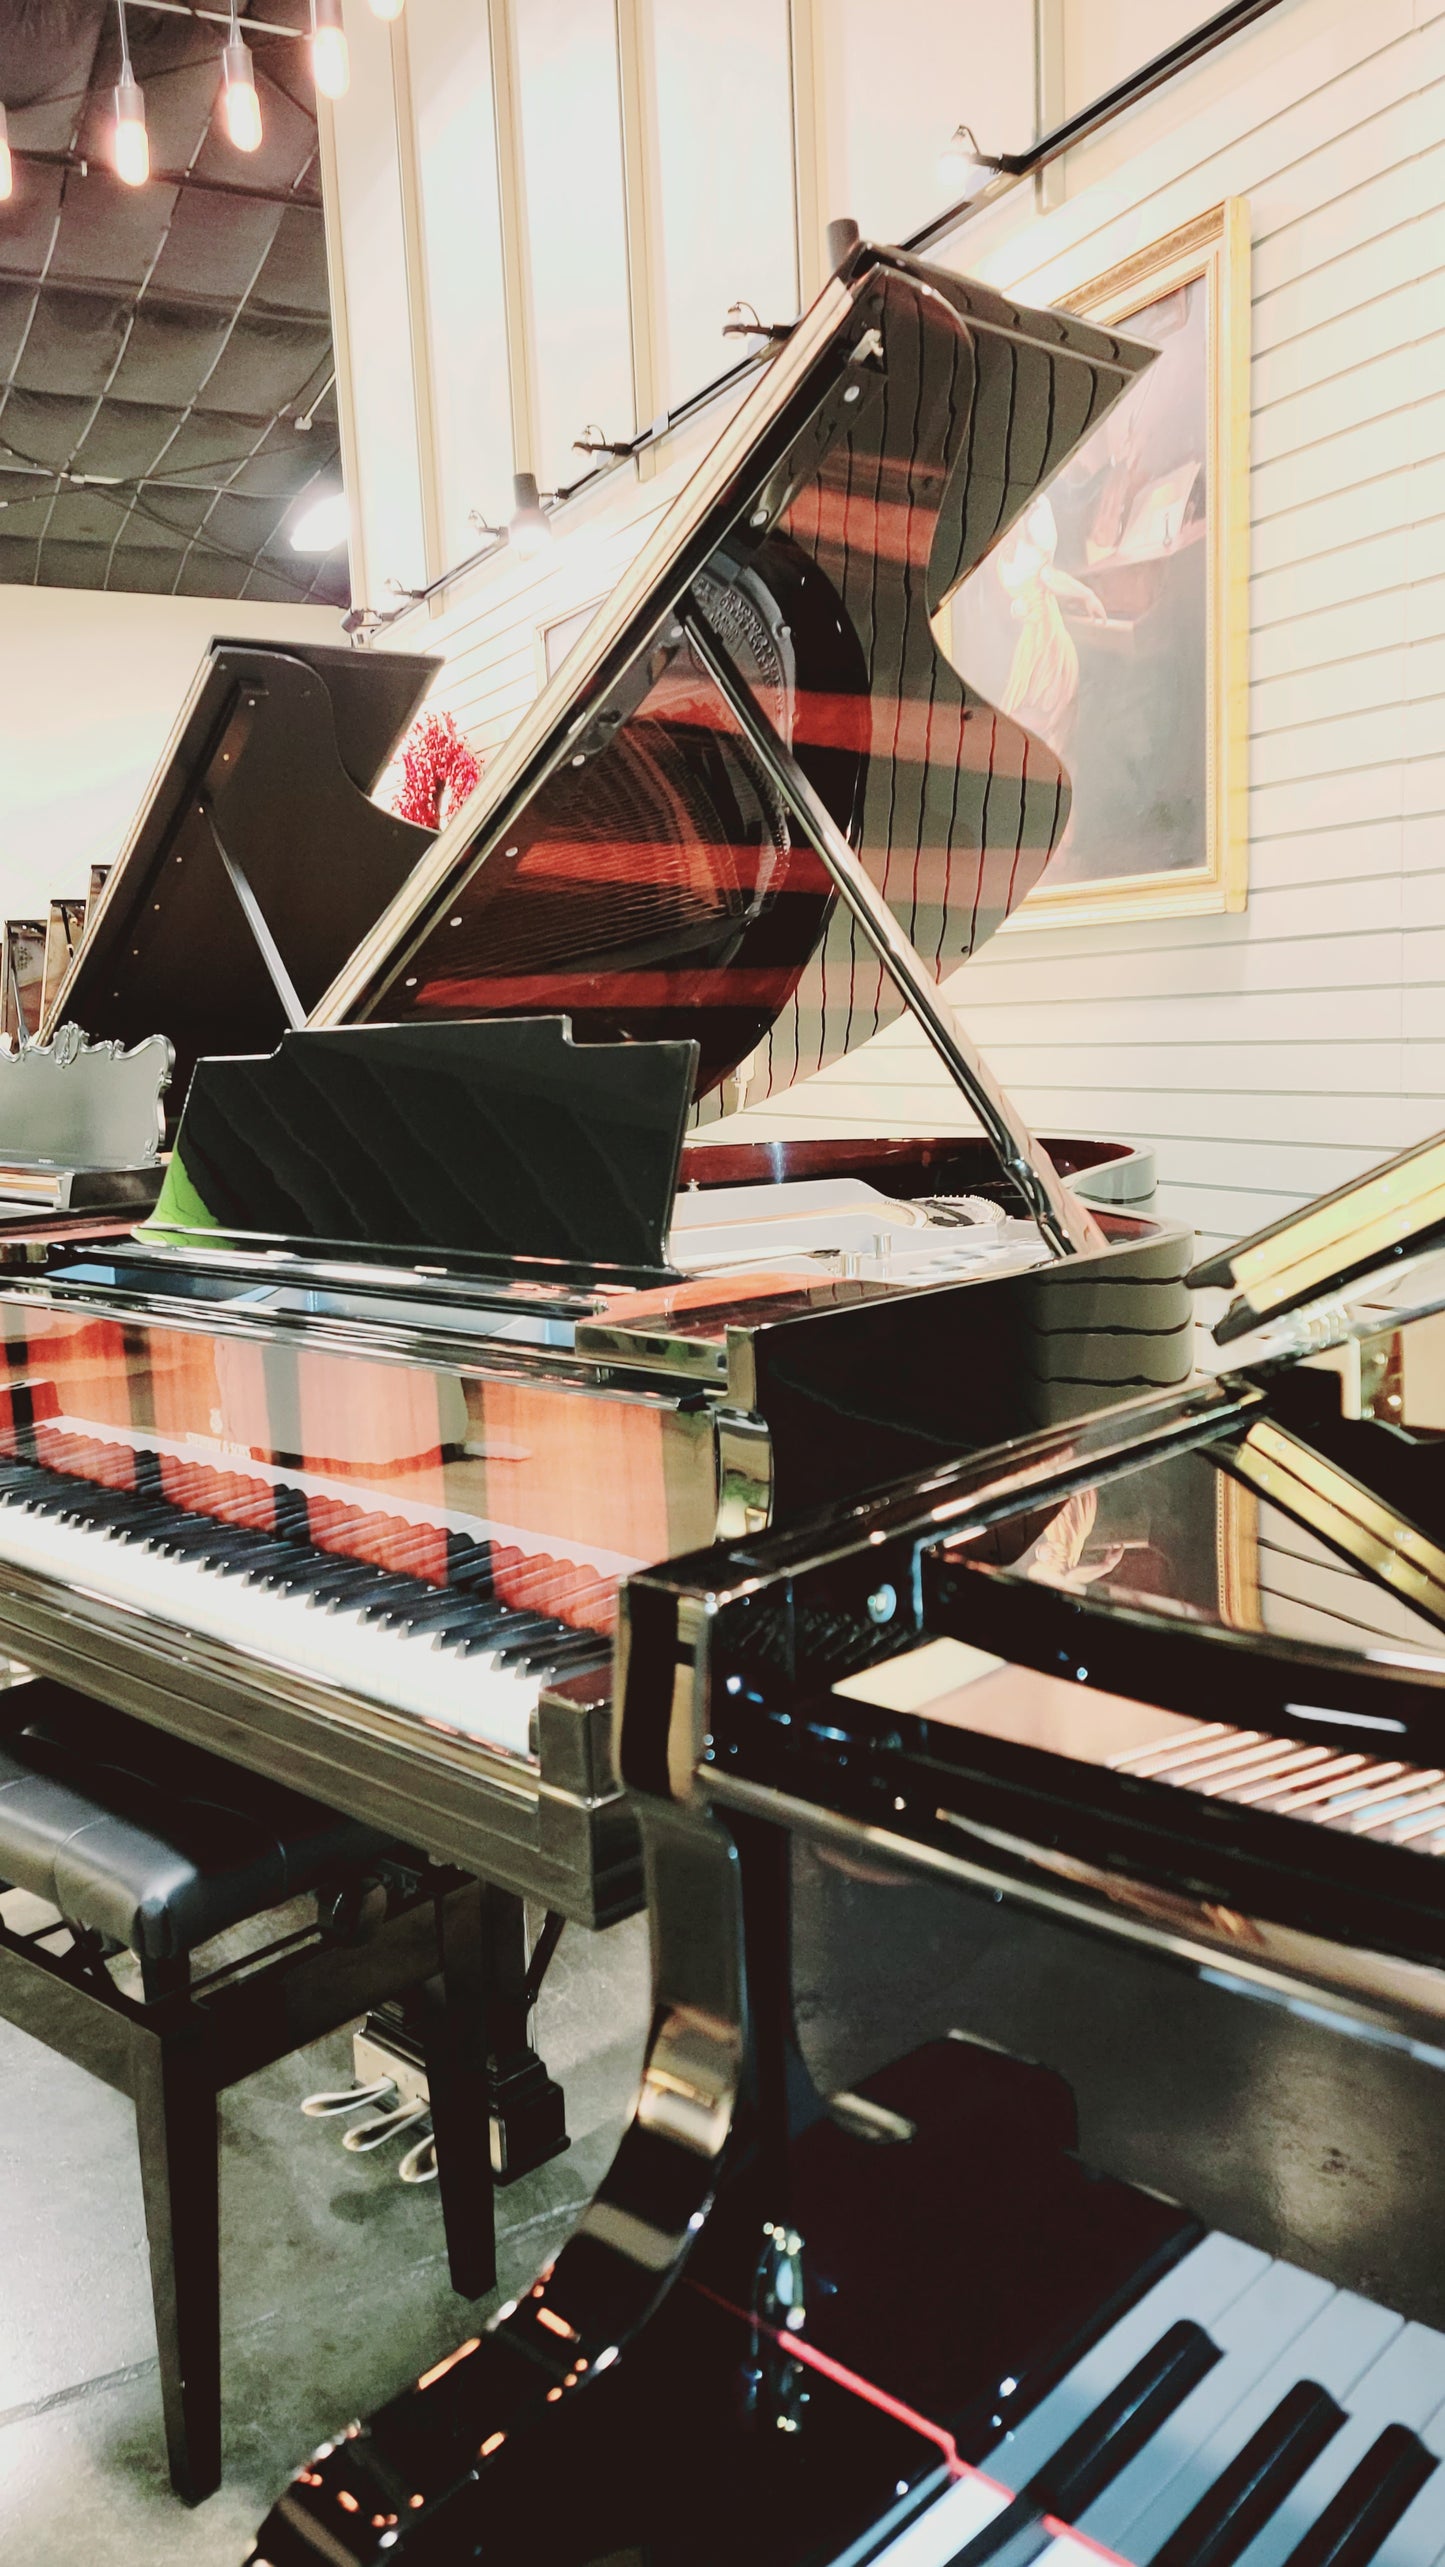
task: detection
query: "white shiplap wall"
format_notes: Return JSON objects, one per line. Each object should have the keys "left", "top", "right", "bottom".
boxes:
{"left": 382, "top": 0, "right": 1445, "bottom": 1253}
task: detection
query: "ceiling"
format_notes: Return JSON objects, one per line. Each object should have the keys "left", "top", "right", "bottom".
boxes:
{"left": 0, "top": 0, "right": 347, "bottom": 605}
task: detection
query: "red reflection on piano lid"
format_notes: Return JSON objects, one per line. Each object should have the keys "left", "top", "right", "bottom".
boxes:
{"left": 412, "top": 965, "right": 808, "bottom": 1013}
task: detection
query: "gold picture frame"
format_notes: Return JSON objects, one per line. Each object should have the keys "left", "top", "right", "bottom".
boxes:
{"left": 956, "top": 199, "right": 1250, "bottom": 927}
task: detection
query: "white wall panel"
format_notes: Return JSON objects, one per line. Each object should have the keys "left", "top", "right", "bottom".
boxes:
{"left": 331, "top": 5, "right": 426, "bottom": 597}
{"left": 646, "top": 0, "right": 797, "bottom": 409}
{"left": 407, "top": 0, "right": 515, "bottom": 557}
{"left": 513, "top": 0, "right": 634, "bottom": 484}
{"left": 818, "top": 0, "right": 1035, "bottom": 247}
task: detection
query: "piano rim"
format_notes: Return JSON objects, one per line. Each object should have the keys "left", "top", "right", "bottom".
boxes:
{"left": 700, "top": 1762, "right": 1445, "bottom": 2058}
{"left": 0, "top": 1550, "right": 643, "bottom": 1925}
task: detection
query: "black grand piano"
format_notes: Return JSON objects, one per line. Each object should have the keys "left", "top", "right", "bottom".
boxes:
{"left": 252, "top": 1132, "right": 1445, "bottom": 2563}
{"left": 0, "top": 633, "right": 438, "bottom": 1224}
{"left": 0, "top": 231, "right": 1199, "bottom": 2410}
{"left": 0, "top": 232, "right": 1189, "bottom": 1941}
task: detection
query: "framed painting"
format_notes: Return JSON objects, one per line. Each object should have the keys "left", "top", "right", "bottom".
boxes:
{"left": 951, "top": 199, "right": 1250, "bottom": 924}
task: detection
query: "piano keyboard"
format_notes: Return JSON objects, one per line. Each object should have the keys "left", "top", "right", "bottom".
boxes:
{"left": 859, "top": 2233, "right": 1445, "bottom": 2567}
{"left": 1110, "top": 1723, "right": 1445, "bottom": 1856}
{"left": 0, "top": 1441, "right": 613, "bottom": 1762}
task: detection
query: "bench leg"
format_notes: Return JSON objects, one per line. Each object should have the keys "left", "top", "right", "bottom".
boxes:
{"left": 133, "top": 2027, "right": 221, "bottom": 2504}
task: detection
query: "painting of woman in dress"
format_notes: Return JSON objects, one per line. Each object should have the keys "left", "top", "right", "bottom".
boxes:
{"left": 952, "top": 264, "right": 1217, "bottom": 905}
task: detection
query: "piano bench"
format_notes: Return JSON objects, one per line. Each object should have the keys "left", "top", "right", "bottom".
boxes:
{"left": 0, "top": 1679, "right": 507, "bottom": 2508}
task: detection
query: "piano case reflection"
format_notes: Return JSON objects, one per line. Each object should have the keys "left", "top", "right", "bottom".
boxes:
{"left": 250, "top": 1118, "right": 1445, "bottom": 2564}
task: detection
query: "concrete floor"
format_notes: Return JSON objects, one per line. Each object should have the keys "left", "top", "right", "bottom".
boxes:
{"left": 0, "top": 1899, "right": 652, "bottom": 2567}
{"left": 7, "top": 1838, "right": 1445, "bottom": 2564}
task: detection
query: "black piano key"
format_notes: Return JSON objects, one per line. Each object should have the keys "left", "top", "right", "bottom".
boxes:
{"left": 320, "top": 1571, "right": 425, "bottom": 1615}
{"left": 1148, "top": 2382, "right": 1347, "bottom": 2567}
{"left": 451, "top": 1612, "right": 564, "bottom": 1661}
{"left": 512, "top": 1631, "right": 610, "bottom": 1678}
{"left": 293, "top": 1558, "right": 395, "bottom": 1602}
{"left": 944, "top": 2326, "right": 1222, "bottom": 2567}
{"left": 1030, "top": 2322, "right": 1222, "bottom": 2521}
{"left": 364, "top": 1587, "right": 483, "bottom": 1634}
{"left": 446, "top": 1532, "right": 495, "bottom": 1582}
{"left": 1277, "top": 2426, "right": 1437, "bottom": 2567}
{"left": 223, "top": 1540, "right": 317, "bottom": 1582}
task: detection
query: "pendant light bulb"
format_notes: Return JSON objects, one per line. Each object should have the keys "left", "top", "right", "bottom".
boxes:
{"left": 111, "top": 5, "right": 148, "bottom": 187}
{"left": 113, "top": 69, "right": 149, "bottom": 185}
{"left": 310, "top": 0, "right": 350, "bottom": 100}
{"left": 367, "top": 0, "right": 405, "bottom": 17}
{"left": 221, "top": 30, "right": 263, "bottom": 152}
{"left": 0, "top": 104, "right": 12, "bottom": 205}
{"left": 507, "top": 471, "right": 553, "bottom": 560}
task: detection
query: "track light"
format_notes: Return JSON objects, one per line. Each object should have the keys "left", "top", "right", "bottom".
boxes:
{"left": 310, "top": 0, "right": 350, "bottom": 101}
{"left": 0, "top": 105, "right": 11, "bottom": 205}
{"left": 937, "top": 123, "right": 995, "bottom": 197}
{"left": 221, "top": 7, "right": 263, "bottom": 152}
{"left": 290, "top": 490, "right": 350, "bottom": 553}
{"left": 508, "top": 472, "right": 552, "bottom": 559}
{"left": 112, "top": 5, "right": 148, "bottom": 187}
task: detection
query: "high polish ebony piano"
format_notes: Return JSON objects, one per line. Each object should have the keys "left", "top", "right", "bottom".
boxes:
{"left": 0, "top": 636, "right": 438, "bottom": 1224}
{"left": 0, "top": 236, "right": 1192, "bottom": 1949}
{"left": 249, "top": 1134, "right": 1445, "bottom": 2566}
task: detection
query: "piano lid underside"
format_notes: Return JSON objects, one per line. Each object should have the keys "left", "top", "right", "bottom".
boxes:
{"left": 349, "top": 258, "right": 1145, "bottom": 1122}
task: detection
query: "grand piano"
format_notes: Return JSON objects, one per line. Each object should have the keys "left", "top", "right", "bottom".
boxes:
{"left": 250, "top": 1131, "right": 1445, "bottom": 2564}
{"left": 0, "top": 633, "right": 438, "bottom": 1224}
{"left": 0, "top": 234, "right": 1190, "bottom": 1955}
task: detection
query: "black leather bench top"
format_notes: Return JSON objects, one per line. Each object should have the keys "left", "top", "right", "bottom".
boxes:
{"left": 0, "top": 1682, "right": 396, "bottom": 1961}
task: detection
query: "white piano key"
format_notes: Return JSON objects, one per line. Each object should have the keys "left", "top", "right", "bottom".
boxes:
{"left": 1090, "top": 2283, "right": 1399, "bottom": 2558}
{"left": 1233, "top": 2322, "right": 1445, "bottom": 2567}
{"left": 0, "top": 1489, "right": 570, "bottom": 1761}
{"left": 996, "top": 2236, "right": 1271, "bottom": 2492}
{"left": 835, "top": 2466, "right": 1012, "bottom": 2566}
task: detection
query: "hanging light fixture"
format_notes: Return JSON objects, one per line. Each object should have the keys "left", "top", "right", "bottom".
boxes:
{"left": 112, "top": 4, "right": 149, "bottom": 187}
{"left": 507, "top": 472, "right": 552, "bottom": 559}
{"left": 367, "top": 0, "right": 405, "bottom": 18}
{"left": 310, "top": 0, "right": 350, "bottom": 100}
{"left": 0, "top": 104, "right": 12, "bottom": 205}
{"left": 220, "top": 3, "right": 263, "bottom": 152}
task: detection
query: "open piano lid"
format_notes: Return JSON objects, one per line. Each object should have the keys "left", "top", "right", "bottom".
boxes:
{"left": 314, "top": 239, "right": 1155, "bottom": 1250}
{"left": 45, "top": 636, "right": 439, "bottom": 1116}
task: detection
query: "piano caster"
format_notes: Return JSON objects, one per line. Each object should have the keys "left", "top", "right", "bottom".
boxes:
{"left": 488, "top": 2051, "right": 568, "bottom": 2185}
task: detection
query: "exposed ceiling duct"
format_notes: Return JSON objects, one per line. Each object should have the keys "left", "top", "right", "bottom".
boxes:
{"left": 0, "top": 0, "right": 346, "bottom": 603}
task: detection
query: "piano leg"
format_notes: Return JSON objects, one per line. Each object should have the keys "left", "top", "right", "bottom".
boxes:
{"left": 133, "top": 2022, "right": 222, "bottom": 2505}
{"left": 480, "top": 1887, "right": 568, "bottom": 2188}
{"left": 410, "top": 1884, "right": 569, "bottom": 2303}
